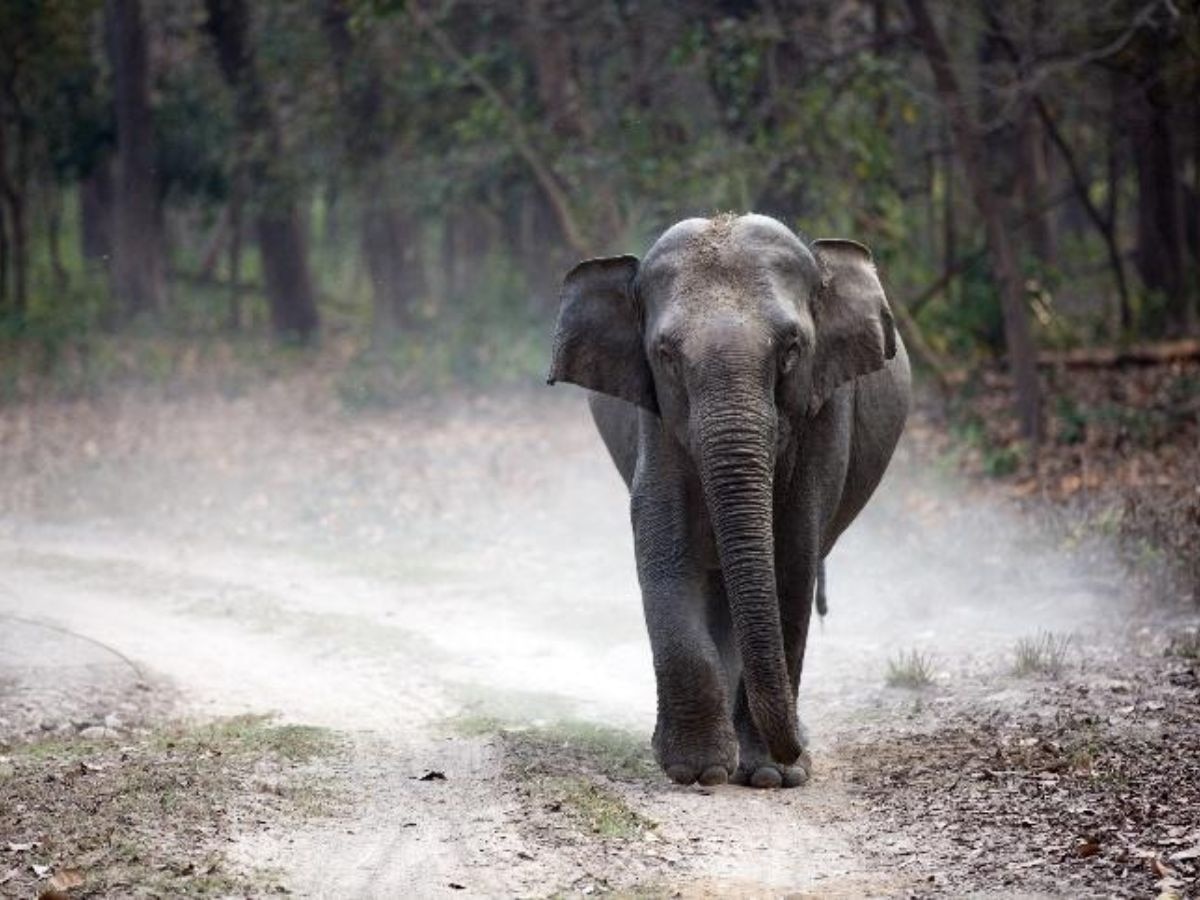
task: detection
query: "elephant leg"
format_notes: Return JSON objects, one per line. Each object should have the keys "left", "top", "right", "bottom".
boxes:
{"left": 729, "top": 560, "right": 816, "bottom": 788}
{"left": 643, "top": 575, "right": 739, "bottom": 786}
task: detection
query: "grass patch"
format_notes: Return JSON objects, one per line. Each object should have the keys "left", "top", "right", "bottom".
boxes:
{"left": 1012, "top": 631, "right": 1073, "bottom": 677}
{"left": 0, "top": 714, "right": 338, "bottom": 898}
{"left": 445, "top": 714, "right": 656, "bottom": 781}
{"left": 1166, "top": 628, "right": 1200, "bottom": 660}
{"left": 444, "top": 714, "right": 658, "bottom": 843}
{"left": 158, "top": 713, "right": 334, "bottom": 762}
{"left": 886, "top": 649, "right": 937, "bottom": 689}
{"left": 541, "top": 775, "right": 655, "bottom": 839}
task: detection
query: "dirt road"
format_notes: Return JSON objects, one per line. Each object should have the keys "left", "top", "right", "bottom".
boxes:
{"left": 1, "top": 387, "right": 1195, "bottom": 897}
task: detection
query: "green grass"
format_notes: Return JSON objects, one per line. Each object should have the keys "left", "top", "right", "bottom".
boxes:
{"left": 541, "top": 775, "right": 655, "bottom": 839}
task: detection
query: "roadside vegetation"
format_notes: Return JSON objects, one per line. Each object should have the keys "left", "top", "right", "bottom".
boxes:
{"left": 885, "top": 649, "right": 937, "bottom": 689}
{"left": 0, "top": 715, "right": 339, "bottom": 898}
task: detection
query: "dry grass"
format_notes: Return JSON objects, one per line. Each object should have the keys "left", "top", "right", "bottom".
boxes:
{"left": 0, "top": 715, "right": 339, "bottom": 898}
{"left": 1013, "top": 631, "right": 1073, "bottom": 677}
{"left": 886, "top": 649, "right": 937, "bottom": 689}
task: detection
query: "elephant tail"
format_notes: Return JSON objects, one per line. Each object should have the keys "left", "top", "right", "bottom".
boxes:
{"left": 815, "top": 560, "right": 828, "bottom": 617}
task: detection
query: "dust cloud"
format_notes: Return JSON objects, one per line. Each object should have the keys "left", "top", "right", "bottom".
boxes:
{"left": 0, "top": 386, "right": 1127, "bottom": 742}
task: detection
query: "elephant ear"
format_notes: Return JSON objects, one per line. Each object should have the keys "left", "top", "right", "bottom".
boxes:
{"left": 808, "top": 239, "right": 897, "bottom": 416}
{"left": 547, "top": 255, "right": 658, "bottom": 414}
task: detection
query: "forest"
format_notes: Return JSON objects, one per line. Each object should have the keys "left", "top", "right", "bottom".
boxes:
{"left": 3, "top": 4, "right": 1200, "bottom": 897}
{"left": 0, "top": 0, "right": 1197, "bottom": 438}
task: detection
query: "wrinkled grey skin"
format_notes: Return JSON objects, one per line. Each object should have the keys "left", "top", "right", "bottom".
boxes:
{"left": 548, "top": 214, "right": 911, "bottom": 789}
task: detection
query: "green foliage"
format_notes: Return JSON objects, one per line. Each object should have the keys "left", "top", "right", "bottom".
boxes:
{"left": 1, "top": 0, "right": 1193, "bottom": 395}
{"left": 1054, "top": 396, "right": 1088, "bottom": 445}
{"left": 949, "top": 416, "right": 1025, "bottom": 477}
{"left": 156, "top": 65, "right": 235, "bottom": 202}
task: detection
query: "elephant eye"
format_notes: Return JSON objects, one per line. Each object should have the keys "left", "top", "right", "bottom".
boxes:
{"left": 656, "top": 340, "right": 679, "bottom": 372}
{"left": 779, "top": 339, "right": 801, "bottom": 375}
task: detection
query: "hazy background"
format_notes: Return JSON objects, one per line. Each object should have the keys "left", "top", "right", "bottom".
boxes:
{"left": 0, "top": 0, "right": 1197, "bottom": 421}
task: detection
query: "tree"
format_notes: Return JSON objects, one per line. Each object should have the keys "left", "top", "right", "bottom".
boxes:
{"left": 106, "top": 0, "right": 166, "bottom": 318}
{"left": 907, "top": 0, "right": 1042, "bottom": 443}
{"left": 204, "top": 0, "right": 319, "bottom": 341}
{"left": 1119, "top": 18, "right": 1191, "bottom": 335}
{"left": 322, "top": 0, "right": 425, "bottom": 338}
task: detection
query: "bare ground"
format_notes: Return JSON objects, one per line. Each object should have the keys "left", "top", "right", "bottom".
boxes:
{"left": 1, "top": 379, "right": 1197, "bottom": 898}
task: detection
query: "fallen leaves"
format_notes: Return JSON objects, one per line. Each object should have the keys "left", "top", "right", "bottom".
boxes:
{"left": 843, "top": 648, "right": 1200, "bottom": 898}
{"left": 37, "top": 868, "right": 85, "bottom": 897}
{"left": 47, "top": 868, "right": 85, "bottom": 891}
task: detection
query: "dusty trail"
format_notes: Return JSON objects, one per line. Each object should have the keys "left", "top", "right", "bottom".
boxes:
{"left": 0, "top": 389, "right": 1139, "bottom": 896}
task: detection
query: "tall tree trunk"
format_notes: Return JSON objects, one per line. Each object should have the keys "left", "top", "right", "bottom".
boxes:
{"left": 204, "top": 0, "right": 319, "bottom": 341}
{"left": 1107, "top": 80, "right": 1131, "bottom": 333}
{"left": 81, "top": 157, "right": 114, "bottom": 265}
{"left": 256, "top": 211, "right": 318, "bottom": 337}
{"left": 942, "top": 126, "right": 957, "bottom": 307}
{"left": 322, "top": 0, "right": 422, "bottom": 336}
{"left": 0, "top": 182, "right": 8, "bottom": 308}
{"left": 1122, "top": 28, "right": 1188, "bottom": 335}
{"left": 47, "top": 187, "right": 67, "bottom": 289}
{"left": 907, "top": 0, "right": 1042, "bottom": 443}
{"left": 106, "top": 0, "right": 166, "bottom": 318}
{"left": 0, "top": 116, "right": 28, "bottom": 312}
{"left": 1017, "top": 102, "right": 1055, "bottom": 267}
{"left": 227, "top": 164, "right": 244, "bottom": 331}
{"left": 362, "top": 204, "right": 426, "bottom": 339}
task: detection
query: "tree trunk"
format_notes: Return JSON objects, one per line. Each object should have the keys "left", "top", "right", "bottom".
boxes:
{"left": 1017, "top": 102, "right": 1056, "bottom": 267}
{"left": 363, "top": 204, "right": 426, "bottom": 338}
{"left": 81, "top": 158, "right": 114, "bottom": 265}
{"left": 907, "top": 0, "right": 1042, "bottom": 443}
{"left": 0, "top": 117, "right": 28, "bottom": 312}
{"left": 47, "top": 187, "right": 67, "bottom": 289}
{"left": 0, "top": 193, "right": 7, "bottom": 307}
{"left": 322, "top": 0, "right": 423, "bottom": 336}
{"left": 1122, "top": 28, "right": 1188, "bottom": 335}
{"left": 106, "top": 0, "right": 166, "bottom": 318}
{"left": 1107, "top": 74, "right": 1131, "bottom": 333}
{"left": 256, "top": 210, "right": 318, "bottom": 338}
{"left": 227, "top": 167, "right": 244, "bottom": 331}
{"left": 204, "top": 0, "right": 318, "bottom": 341}
{"left": 521, "top": 0, "right": 589, "bottom": 141}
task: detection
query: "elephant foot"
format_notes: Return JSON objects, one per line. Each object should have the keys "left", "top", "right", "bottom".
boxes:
{"left": 732, "top": 717, "right": 812, "bottom": 789}
{"left": 730, "top": 749, "right": 812, "bottom": 789}
{"left": 653, "top": 717, "right": 738, "bottom": 787}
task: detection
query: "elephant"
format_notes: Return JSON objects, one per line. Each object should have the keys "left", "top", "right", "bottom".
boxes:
{"left": 548, "top": 213, "right": 911, "bottom": 789}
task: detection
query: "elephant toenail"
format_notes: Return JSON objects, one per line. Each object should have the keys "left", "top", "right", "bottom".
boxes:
{"left": 750, "top": 766, "right": 783, "bottom": 789}
{"left": 782, "top": 766, "right": 809, "bottom": 788}
{"left": 698, "top": 765, "right": 728, "bottom": 786}
{"left": 666, "top": 764, "right": 697, "bottom": 785}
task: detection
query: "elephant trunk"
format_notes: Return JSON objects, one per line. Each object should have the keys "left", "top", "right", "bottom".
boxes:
{"left": 695, "top": 399, "right": 801, "bottom": 766}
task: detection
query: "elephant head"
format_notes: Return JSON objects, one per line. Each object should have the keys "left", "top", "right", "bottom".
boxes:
{"left": 548, "top": 214, "right": 896, "bottom": 764}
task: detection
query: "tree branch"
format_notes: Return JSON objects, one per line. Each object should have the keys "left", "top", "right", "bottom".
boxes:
{"left": 409, "top": 3, "right": 592, "bottom": 258}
